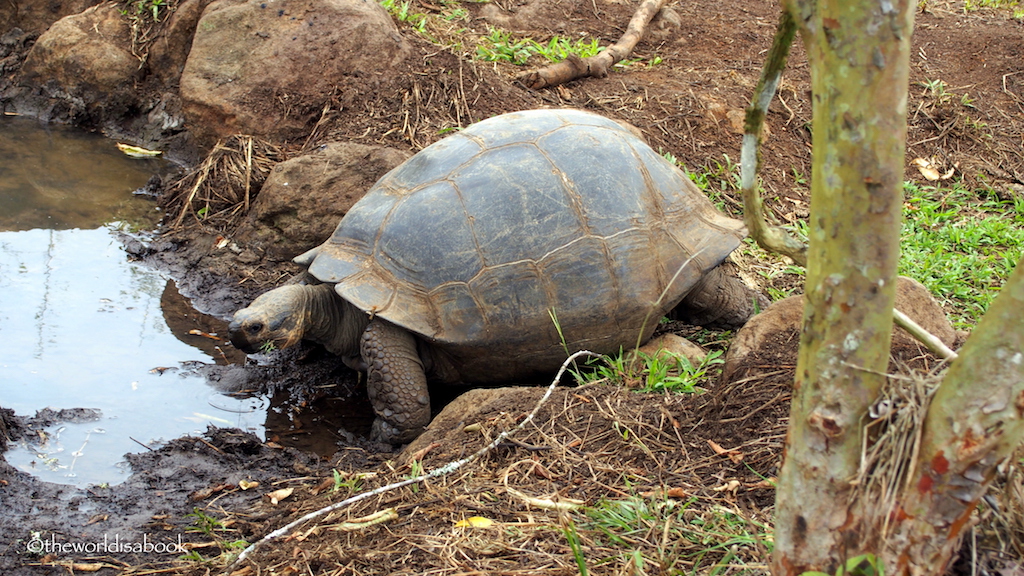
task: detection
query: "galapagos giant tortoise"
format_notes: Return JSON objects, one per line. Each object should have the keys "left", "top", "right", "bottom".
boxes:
{"left": 229, "top": 108, "right": 762, "bottom": 443}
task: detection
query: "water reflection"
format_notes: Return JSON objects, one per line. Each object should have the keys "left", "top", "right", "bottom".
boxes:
{"left": 0, "top": 115, "right": 164, "bottom": 231}
{"left": 0, "top": 117, "right": 265, "bottom": 487}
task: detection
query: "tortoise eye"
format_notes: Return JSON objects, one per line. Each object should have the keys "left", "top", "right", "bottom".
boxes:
{"left": 247, "top": 322, "right": 264, "bottom": 335}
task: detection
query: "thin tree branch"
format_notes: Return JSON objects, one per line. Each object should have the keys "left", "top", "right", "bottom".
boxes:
{"left": 739, "top": 9, "right": 957, "bottom": 363}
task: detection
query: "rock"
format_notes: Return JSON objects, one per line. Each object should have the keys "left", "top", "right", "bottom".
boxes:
{"left": 179, "top": 0, "right": 412, "bottom": 147}
{"left": 234, "top": 142, "right": 412, "bottom": 259}
{"left": 721, "top": 276, "right": 956, "bottom": 385}
{"left": 146, "top": 0, "right": 215, "bottom": 89}
{"left": 15, "top": 3, "right": 139, "bottom": 124}
{"left": 0, "top": 0, "right": 103, "bottom": 36}
{"left": 400, "top": 387, "right": 521, "bottom": 461}
{"left": 636, "top": 333, "right": 707, "bottom": 365}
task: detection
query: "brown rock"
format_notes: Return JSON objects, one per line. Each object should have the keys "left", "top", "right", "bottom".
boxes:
{"left": 146, "top": 0, "right": 216, "bottom": 89}
{"left": 636, "top": 333, "right": 707, "bottom": 365}
{"left": 18, "top": 3, "right": 139, "bottom": 123}
{"left": 721, "top": 276, "right": 956, "bottom": 385}
{"left": 0, "top": 0, "right": 102, "bottom": 36}
{"left": 400, "top": 387, "right": 521, "bottom": 462}
{"left": 180, "top": 0, "right": 412, "bottom": 147}
{"left": 234, "top": 142, "right": 412, "bottom": 259}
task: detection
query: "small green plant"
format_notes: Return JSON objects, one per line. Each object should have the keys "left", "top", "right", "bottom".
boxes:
{"left": 332, "top": 469, "right": 364, "bottom": 493}
{"left": 562, "top": 519, "right": 590, "bottom": 576}
{"left": 379, "top": 0, "right": 429, "bottom": 33}
{"left": 185, "top": 507, "right": 224, "bottom": 535}
{"left": 179, "top": 549, "right": 205, "bottom": 562}
{"left": 919, "top": 78, "right": 951, "bottom": 104}
{"left": 803, "top": 553, "right": 884, "bottom": 576}
{"left": 258, "top": 340, "right": 277, "bottom": 354}
{"left": 580, "top": 493, "right": 773, "bottom": 573}
{"left": 580, "top": 348, "right": 724, "bottom": 394}
{"left": 640, "top": 349, "right": 724, "bottom": 394}
{"left": 963, "top": 0, "right": 1022, "bottom": 16}
{"left": 406, "top": 460, "right": 424, "bottom": 493}
{"left": 121, "top": 0, "right": 168, "bottom": 22}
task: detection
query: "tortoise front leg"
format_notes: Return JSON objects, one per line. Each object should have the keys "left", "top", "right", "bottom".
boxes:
{"left": 359, "top": 319, "right": 432, "bottom": 444}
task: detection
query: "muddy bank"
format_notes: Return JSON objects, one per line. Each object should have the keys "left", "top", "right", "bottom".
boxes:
{"left": 0, "top": 424, "right": 341, "bottom": 575}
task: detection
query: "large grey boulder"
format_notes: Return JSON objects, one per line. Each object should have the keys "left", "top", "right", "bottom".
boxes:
{"left": 180, "top": 0, "right": 412, "bottom": 147}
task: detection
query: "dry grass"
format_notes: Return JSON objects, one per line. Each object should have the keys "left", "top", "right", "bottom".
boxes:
{"left": 156, "top": 382, "right": 788, "bottom": 576}
{"left": 161, "top": 135, "right": 283, "bottom": 231}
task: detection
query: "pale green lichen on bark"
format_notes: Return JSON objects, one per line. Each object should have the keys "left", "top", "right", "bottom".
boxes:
{"left": 887, "top": 257, "right": 1024, "bottom": 575}
{"left": 772, "top": 0, "right": 913, "bottom": 573}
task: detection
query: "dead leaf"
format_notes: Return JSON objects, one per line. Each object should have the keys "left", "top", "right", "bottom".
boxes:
{"left": 238, "top": 479, "right": 259, "bottom": 490}
{"left": 707, "top": 440, "right": 744, "bottom": 463}
{"left": 310, "top": 477, "right": 334, "bottom": 496}
{"left": 267, "top": 487, "right": 294, "bottom": 505}
{"left": 455, "top": 516, "right": 494, "bottom": 528}
{"left": 190, "top": 483, "right": 234, "bottom": 501}
{"left": 641, "top": 487, "right": 688, "bottom": 498}
{"left": 912, "top": 157, "right": 954, "bottom": 181}
{"left": 86, "top": 514, "right": 108, "bottom": 525}
{"left": 507, "top": 487, "right": 584, "bottom": 511}
{"left": 329, "top": 508, "right": 398, "bottom": 532}
{"left": 712, "top": 480, "right": 742, "bottom": 492}
{"left": 64, "top": 563, "right": 111, "bottom": 572}
{"left": 406, "top": 441, "right": 441, "bottom": 465}
{"left": 531, "top": 459, "right": 555, "bottom": 480}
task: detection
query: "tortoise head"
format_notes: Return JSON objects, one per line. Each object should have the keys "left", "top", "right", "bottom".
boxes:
{"left": 228, "top": 285, "right": 311, "bottom": 354}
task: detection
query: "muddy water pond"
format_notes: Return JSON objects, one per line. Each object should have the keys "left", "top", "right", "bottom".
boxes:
{"left": 0, "top": 116, "right": 267, "bottom": 487}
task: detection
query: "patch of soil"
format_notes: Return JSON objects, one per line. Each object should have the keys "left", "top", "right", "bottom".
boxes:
{"left": 3, "top": 0, "right": 1023, "bottom": 574}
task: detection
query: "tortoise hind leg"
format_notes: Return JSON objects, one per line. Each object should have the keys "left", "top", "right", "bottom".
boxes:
{"left": 360, "top": 319, "right": 432, "bottom": 444}
{"left": 671, "top": 265, "right": 769, "bottom": 330}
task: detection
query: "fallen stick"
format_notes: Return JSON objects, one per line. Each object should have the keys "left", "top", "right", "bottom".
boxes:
{"left": 516, "top": 0, "right": 669, "bottom": 89}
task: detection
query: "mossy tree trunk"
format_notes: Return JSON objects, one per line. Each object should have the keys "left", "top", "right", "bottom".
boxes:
{"left": 771, "top": 1, "right": 1024, "bottom": 575}
{"left": 772, "top": 0, "right": 911, "bottom": 570}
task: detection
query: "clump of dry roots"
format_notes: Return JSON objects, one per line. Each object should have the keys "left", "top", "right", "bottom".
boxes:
{"left": 162, "top": 135, "right": 283, "bottom": 231}
{"left": 853, "top": 362, "right": 1024, "bottom": 568}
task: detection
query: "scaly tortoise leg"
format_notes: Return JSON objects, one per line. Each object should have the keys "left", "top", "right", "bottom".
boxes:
{"left": 359, "top": 319, "right": 432, "bottom": 444}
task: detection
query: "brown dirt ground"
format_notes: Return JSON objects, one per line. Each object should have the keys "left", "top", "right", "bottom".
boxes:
{"left": 4, "top": 0, "right": 1024, "bottom": 574}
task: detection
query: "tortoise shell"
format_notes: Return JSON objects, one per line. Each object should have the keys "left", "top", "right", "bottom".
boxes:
{"left": 301, "top": 109, "right": 745, "bottom": 379}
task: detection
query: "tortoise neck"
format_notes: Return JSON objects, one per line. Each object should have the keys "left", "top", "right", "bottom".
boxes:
{"left": 302, "top": 284, "right": 368, "bottom": 358}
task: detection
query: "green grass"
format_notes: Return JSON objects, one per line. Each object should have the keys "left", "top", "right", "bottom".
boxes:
{"left": 475, "top": 27, "right": 602, "bottom": 65}
{"left": 900, "top": 180, "right": 1024, "bottom": 328}
{"left": 577, "top": 347, "right": 724, "bottom": 394}
{"left": 120, "top": 0, "right": 168, "bottom": 23}
{"left": 962, "top": 0, "right": 1024, "bottom": 18}
{"left": 681, "top": 153, "right": 1022, "bottom": 328}
{"left": 580, "top": 494, "right": 772, "bottom": 574}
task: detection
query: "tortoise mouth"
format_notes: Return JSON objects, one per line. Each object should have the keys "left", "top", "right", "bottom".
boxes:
{"left": 228, "top": 320, "right": 263, "bottom": 354}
